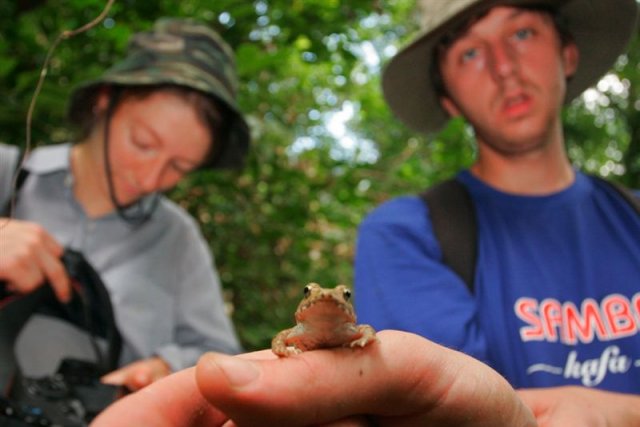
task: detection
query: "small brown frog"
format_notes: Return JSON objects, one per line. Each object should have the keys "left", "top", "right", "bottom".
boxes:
{"left": 271, "top": 282, "right": 377, "bottom": 357}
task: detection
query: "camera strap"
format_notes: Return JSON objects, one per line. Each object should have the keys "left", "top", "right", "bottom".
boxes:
{"left": 1, "top": 147, "right": 29, "bottom": 218}
{"left": 0, "top": 286, "right": 52, "bottom": 394}
{"left": 59, "top": 249, "right": 122, "bottom": 372}
{"left": 0, "top": 250, "right": 122, "bottom": 396}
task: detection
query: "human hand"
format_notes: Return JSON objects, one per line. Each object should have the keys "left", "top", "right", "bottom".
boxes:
{"left": 0, "top": 219, "right": 70, "bottom": 302}
{"left": 518, "top": 386, "right": 640, "bottom": 426}
{"left": 92, "top": 330, "right": 536, "bottom": 426}
{"left": 101, "top": 356, "right": 172, "bottom": 392}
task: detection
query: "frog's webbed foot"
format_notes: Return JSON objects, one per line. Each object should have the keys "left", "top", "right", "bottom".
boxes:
{"left": 349, "top": 324, "right": 378, "bottom": 348}
{"left": 272, "top": 330, "right": 291, "bottom": 357}
{"left": 272, "top": 329, "right": 304, "bottom": 357}
{"left": 273, "top": 345, "right": 303, "bottom": 357}
{"left": 284, "top": 346, "right": 303, "bottom": 356}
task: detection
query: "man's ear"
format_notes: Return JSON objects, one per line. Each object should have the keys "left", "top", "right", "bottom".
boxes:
{"left": 562, "top": 41, "right": 579, "bottom": 80}
{"left": 440, "top": 95, "right": 461, "bottom": 118}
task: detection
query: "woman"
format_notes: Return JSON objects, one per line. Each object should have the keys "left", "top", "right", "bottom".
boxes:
{"left": 0, "top": 18, "right": 249, "bottom": 391}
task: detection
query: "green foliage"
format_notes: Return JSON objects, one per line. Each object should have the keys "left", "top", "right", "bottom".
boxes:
{"left": 2, "top": 0, "right": 639, "bottom": 350}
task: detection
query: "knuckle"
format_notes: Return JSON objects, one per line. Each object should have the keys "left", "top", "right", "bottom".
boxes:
{"left": 13, "top": 275, "right": 43, "bottom": 294}
{"left": 48, "top": 262, "right": 69, "bottom": 286}
{"left": 4, "top": 250, "right": 31, "bottom": 272}
{"left": 29, "top": 224, "right": 50, "bottom": 244}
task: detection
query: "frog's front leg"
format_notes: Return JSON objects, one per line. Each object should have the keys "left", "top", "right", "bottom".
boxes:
{"left": 349, "top": 324, "right": 378, "bottom": 348}
{"left": 271, "top": 328, "right": 302, "bottom": 356}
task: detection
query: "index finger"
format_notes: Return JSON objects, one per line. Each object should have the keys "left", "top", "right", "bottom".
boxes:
{"left": 36, "top": 247, "right": 71, "bottom": 302}
{"left": 92, "top": 367, "right": 228, "bottom": 427}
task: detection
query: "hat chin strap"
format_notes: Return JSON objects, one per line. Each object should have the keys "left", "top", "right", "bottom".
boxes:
{"left": 102, "top": 89, "right": 159, "bottom": 227}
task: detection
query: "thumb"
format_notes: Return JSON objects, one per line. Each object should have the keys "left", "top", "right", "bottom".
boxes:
{"left": 196, "top": 350, "right": 372, "bottom": 426}
{"left": 195, "top": 331, "right": 536, "bottom": 427}
{"left": 195, "top": 332, "right": 439, "bottom": 426}
{"left": 101, "top": 368, "right": 127, "bottom": 385}
{"left": 197, "top": 352, "right": 262, "bottom": 391}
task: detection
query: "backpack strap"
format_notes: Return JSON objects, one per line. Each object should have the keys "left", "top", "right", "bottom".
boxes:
{"left": 1, "top": 148, "right": 29, "bottom": 217}
{"left": 591, "top": 175, "right": 640, "bottom": 216}
{"left": 419, "top": 179, "right": 478, "bottom": 294}
{"left": 420, "top": 175, "right": 639, "bottom": 295}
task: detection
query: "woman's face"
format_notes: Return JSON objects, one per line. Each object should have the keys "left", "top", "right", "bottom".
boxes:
{"left": 99, "top": 90, "right": 212, "bottom": 206}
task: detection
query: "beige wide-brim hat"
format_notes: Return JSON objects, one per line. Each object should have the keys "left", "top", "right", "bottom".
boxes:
{"left": 382, "top": 0, "right": 639, "bottom": 134}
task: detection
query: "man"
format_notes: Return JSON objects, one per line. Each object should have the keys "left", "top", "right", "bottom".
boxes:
{"left": 355, "top": 0, "right": 640, "bottom": 396}
{"left": 92, "top": 1, "right": 640, "bottom": 425}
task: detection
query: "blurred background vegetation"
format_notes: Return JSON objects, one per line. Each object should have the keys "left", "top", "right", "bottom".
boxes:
{"left": 1, "top": 0, "right": 639, "bottom": 350}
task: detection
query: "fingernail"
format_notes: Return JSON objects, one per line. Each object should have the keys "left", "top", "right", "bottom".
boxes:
{"left": 58, "top": 287, "right": 71, "bottom": 303}
{"left": 100, "top": 374, "right": 121, "bottom": 385}
{"left": 208, "top": 354, "right": 260, "bottom": 389}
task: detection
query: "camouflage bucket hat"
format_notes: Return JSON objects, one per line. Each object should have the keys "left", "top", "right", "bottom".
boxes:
{"left": 68, "top": 18, "right": 250, "bottom": 169}
{"left": 382, "top": 0, "right": 639, "bottom": 134}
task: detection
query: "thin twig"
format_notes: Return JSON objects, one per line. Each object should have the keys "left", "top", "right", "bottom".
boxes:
{"left": 3, "top": 0, "right": 116, "bottom": 225}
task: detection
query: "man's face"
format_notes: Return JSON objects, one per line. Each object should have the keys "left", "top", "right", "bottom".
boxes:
{"left": 438, "top": 6, "right": 578, "bottom": 155}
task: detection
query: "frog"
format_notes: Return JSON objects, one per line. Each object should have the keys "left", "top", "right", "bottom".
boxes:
{"left": 271, "top": 282, "right": 377, "bottom": 357}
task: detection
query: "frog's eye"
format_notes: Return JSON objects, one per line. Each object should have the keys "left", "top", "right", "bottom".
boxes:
{"left": 304, "top": 285, "right": 312, "bottom": 298}
{"left": 343, "top": 288, "right": 352, "bottom": 301}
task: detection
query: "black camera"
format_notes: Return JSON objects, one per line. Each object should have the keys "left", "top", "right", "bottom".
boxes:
{"left": 2, "top": 359, "right": 123, "bottom": 427}
{"left": 0, "top": 249, "right": 123, "bottom": 427}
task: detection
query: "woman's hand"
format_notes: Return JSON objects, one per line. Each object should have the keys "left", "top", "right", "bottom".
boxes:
{"left": 0, "top": 219, "right": 70, "bottom": 302}
{"left": 101, "top": 356, "right": 172, "bottom": 392}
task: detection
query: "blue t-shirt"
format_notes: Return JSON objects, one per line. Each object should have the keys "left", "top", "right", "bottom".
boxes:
{"left": 354, "top": 170, "right": 640, "bottom": 392}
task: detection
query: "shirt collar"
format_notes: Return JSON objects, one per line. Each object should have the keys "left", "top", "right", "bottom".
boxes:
{"left": 24, "top": 143, "right": 72, "bottom": 174}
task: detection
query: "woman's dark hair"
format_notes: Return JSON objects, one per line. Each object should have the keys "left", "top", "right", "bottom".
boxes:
{"left": 70, "top": 84, "right": 231, "bottom": 168}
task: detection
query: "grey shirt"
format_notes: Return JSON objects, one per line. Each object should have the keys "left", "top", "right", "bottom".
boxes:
{"left": 1, "top": 143, "right": 241, "bottom": 371}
